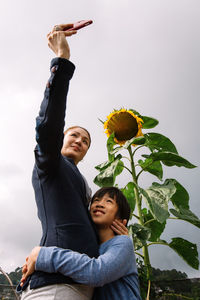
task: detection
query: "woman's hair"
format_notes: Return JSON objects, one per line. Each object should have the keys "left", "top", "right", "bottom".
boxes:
{"left": 64, "top": 126, "right": 91, "bottom": 148}
{"left": 91, "top": 187, "right": 131, "bottom": 223}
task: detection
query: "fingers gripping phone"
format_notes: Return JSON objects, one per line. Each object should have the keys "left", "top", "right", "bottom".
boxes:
{"left": 65, "top": 20, "right": 93, "bottom": 31}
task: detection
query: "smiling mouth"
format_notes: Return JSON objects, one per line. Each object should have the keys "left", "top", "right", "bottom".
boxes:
{"left": 72, "top": 146, "right": 80, "bottom": 151}
{"left": 93, "top": 210, "right": 105, "bottom": 215}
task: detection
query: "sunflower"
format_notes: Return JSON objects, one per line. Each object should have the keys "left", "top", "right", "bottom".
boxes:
{"left": 104, "top": 109, "right": 143, "bottom": 145}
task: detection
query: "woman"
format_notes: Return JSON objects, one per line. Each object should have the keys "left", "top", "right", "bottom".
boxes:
{"left": 21, "top": 187, "right": 142, "bottom": 300}
{"left": 19, "top": 24, "right": 99, "bottom": 300}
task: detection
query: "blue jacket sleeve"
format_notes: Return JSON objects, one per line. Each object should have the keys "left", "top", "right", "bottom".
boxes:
{"left": 34, "top": 58, "right": 75, "bottom": 170}
{"left": 35, "top": 236, "right": 136, "bottom": 287}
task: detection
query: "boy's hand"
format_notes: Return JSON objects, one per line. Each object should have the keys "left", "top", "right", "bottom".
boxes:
{"left": 111, "top": 219, "right": 129, "bottom": 236}
{"left": 20, "top": 246, "right": 41, "bottom": 286}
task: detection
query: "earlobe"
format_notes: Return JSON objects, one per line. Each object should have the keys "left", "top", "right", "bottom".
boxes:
{"left": 123, "top": 219, "right": 127, "bottom": 226}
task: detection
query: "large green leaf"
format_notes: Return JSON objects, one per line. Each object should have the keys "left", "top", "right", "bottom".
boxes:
{"left": 141, "top": 179, "right": 176, "bottom": 223}
{"left": 94, "top": 156, "right": 124, "bottom": 187}
{"left": 140, "top": 116, "right": 159, "bottom": 129}
{"left": 170, "top": 207, "right": 200, "bottom": 229}
{"left": 149, "top": 152, "right": 197, "bottom": 169}
{"left": 144, "top": 211, "right": 166, "bottom": 242}
{"left": 138, "top": 158, "right": 163, "bottom": 180}
{"left": 144, "top": 133, "right": 178, "bottom": 154}
{"left": 169, "top": 179, "right": 189, "bottom": 210}
{"left": 129, "top": 223, "right": 151, "bottom": 250}
{"left": 121, "top": 182, "right": 136, "bottom": 213}
{"left": 167, "top": 238, "right": 199, "bottom": 270}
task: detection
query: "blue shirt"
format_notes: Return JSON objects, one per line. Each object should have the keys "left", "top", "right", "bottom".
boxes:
{"left": 36, "top": 235, "right": 141, "bottom": 299}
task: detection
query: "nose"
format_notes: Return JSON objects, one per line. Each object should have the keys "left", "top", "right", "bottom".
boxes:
{"left": 75, "top": 137, "right": 82, "bottom": 146}
{"left": 95, "top": 200, "right": 105, "bottom": 208}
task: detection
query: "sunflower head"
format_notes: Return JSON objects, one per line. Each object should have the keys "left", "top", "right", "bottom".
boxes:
{"left": 104, "top": 109, "right": 143, "bottom": 145}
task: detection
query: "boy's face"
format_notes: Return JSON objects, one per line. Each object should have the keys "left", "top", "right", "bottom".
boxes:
{"left": 90, "top": 193, "right": 119, "bottom": 227}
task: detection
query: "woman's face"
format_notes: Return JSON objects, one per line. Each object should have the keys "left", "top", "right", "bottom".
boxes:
{"left": 90, "top": 193, "right": 119, "bottom": 228}
{"left": 61, "top": 127, "right": 90, "bottom": 164}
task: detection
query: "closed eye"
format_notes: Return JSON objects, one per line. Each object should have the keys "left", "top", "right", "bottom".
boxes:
{"left": 107, "top": 199, "right": 113, "bottom": 203}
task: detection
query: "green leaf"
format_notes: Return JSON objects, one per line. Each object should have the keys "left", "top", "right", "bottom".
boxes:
{"left": 95, "top": 160, "right": 111, "bottom": 171}
{"left": 138, "top": 158, "right": 163, "bottom": 180}
{"left": 129, "top": 223, "right": 151, "bottom": 250}
{"left": 170, "top": 207, "right": 200, "bottom": 229}
{"left": 95, "top": 154, "right": 122, "bottom": 171}
{"left": 168, "top": 238, "right": 199, "bottom": 270}
{"left": 144, "top": 133, "right": 178, "bottom": 154}
{"left": 123, "top": 136, "right": 146, "bottom": 148}
{"left": 149, "top": 151, "right": 197, "bottom": 169}
{"left": 169, "top": 179, "right": 189, "bottom": 210}
{"left": 110, "top": 136, "right": 146, "bottom": 155}
{"left": 141, "top": 179, "right": 176, "bottom": 223}
{"left": 110, "top": 146, "right": 123, "bottom": 155}
{"left": 144, "top": 211, "right": 166, "bottom": 242}
{"left": 107, "top": 133, "right": 116, "bottom": 161}
{"left": 94, "top": 156, "right": 124, "bottom": 187}
{"left": 121, "top": 182, "right": 136, "bottom": 213}
{"left": 129, "top": 109, "right": 141, "bottom": 116}
{"left": 140, "top": 116, "right": 159, "bottom": 129}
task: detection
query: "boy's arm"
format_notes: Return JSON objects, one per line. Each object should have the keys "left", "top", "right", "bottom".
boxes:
{"left": 35, "top": 236, "right": 136, "bottom": 287}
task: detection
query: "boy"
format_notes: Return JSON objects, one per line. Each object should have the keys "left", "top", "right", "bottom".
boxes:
{"left": 21, "top": 187, "right": 141, "bottom": 299}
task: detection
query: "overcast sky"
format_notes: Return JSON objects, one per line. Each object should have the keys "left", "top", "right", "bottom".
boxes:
{"left": 0, "top": 0, "right": 200, "bottom": 279}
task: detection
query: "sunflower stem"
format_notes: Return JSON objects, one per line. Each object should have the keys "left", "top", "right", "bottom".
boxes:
{"left": 121, "top": 155, "right": 131, "bottom": 162}
{"left": 132, "top": 145, "right": 145, "bottom": 157}
{"left": 122, "top": 165, "right": 132, "bottom": 175}
{"left": 127, "top": 146, "right": 152, "bottom": 298}
{"left": 135, "top": 251, "right": 144, "bottom": 259}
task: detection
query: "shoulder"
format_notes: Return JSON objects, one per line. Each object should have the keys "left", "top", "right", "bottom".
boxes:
{"left": 101, "top": 235, "right": 134, "bottom": 252}
{"left": 112, "top": 235, "right": 134, "bottom": 248}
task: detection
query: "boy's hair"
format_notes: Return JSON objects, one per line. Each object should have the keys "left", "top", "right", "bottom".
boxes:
{"left": 91, "top": 187, "right": 131, "bottom": 223}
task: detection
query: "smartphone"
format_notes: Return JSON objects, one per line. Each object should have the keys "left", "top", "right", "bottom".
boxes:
{"left": 64, "top": 20, "right": 93, "bottom": 31}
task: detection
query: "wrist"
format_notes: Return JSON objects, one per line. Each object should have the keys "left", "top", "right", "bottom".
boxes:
{"left": 58, "top": 50, "right": 70, "bottom": 60}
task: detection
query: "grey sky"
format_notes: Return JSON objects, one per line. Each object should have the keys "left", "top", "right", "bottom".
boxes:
{"left": 0, "top": 0, "right": 199, "bottom": 278}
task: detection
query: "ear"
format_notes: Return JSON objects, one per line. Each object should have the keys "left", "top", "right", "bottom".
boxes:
{"left": 122, "top": 219, "right": 127, "bottom": 226}
{"left": 115, "top": 218, "right": 127, "bottom": 226}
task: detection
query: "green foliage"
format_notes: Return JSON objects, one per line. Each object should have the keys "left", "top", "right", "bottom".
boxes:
{"left": 151, "top": 267, "right": 187, "bottom": 281}
{"left": 143, "top": 210, "right": 166, "bottom": 242}
{"left": 129, "top": 223, "right": 151, "bottom": 250}
{"left": 148, "top": 151, "right": 196, "bottom": 168}
{"left": 140, "top": 116, "right": 159, "bottom": 129}
{"left": 0, "top": 267, "right": 22, "bottom": 285}
{"left": 169, "top": 179, "right": 190, "bottom": 210}
{"left": 121, "top": 182, "right": 136, "bottom": 213}
{"left": 168, "top": 238, "right": 199, "bottom": 270}
{"left": 95, "top": 108, "right": 199, "bottom": 297}
{"left": 141, "top": 179, "right": 177, "bottom": 223}
{"left": 144, "top": 132, "right": 178, "bottom": 153}
{"left": 138, "top": 158, "right": 163, "bottom": 180}
{"left": 94, "top": 155, "right": 124, "bottom": 187}
{"left": 170, "top": 207, "right": 200, "bottom": 229}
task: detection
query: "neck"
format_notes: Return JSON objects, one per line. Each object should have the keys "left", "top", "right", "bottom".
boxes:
{"left": 97, "top": 226, "right": 115, "bottom": 244}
